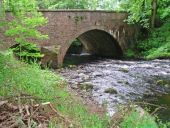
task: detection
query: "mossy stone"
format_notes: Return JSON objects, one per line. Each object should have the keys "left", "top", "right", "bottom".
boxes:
{"left": 79, "top": 83, "right": 93, "bottom": 90}
{"left": 119, "top": 68, "right": 129, "bottom": 73}
{"left": 156, "top": 79, "right": 170, "bottom": 86}
{"left": 104, "top": 88, "right": 118, "bottom": 94}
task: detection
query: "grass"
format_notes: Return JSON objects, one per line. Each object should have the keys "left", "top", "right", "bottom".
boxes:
{"left": 0, "top": 51, "right": 63, "bottom": 99}
{"left": 120, "top": 109, "right": 158, "bottom": 128}
{"left": 120, "top": 106, "right": 170, "bottom": 128}
{"left": 0, "top": 51, "right": 109, "bottom": 128}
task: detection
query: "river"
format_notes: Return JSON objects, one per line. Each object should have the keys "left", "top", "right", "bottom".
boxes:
{"left": 57, "top": 55, "right": 170, "bottom": 122}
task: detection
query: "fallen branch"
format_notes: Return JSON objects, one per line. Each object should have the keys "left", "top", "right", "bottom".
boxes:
{"left": 151, "top": 106, "right": 165, "bottom": 115}
{"left": 0, "top": 100, "right": 8, "bottom": 106}
{"left": 0, "top": 98, "right": 75, "bottom": 128}
{"left": 134, "top": 101, "right": 167, "bottom": 109}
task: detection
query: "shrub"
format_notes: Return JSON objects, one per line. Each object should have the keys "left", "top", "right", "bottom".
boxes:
{"left": 124, "top": 49, "right": 136, "bottom": 58}
{"left": 120, "top": 109, "right": 158, "bottom": 128}
{"left": 137, "top": 19, "right": 170, "bottom": 59}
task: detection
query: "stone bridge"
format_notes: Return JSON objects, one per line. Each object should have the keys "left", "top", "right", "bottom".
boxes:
{"left": 0, "top": 10, "right": 139, "bottom": 68}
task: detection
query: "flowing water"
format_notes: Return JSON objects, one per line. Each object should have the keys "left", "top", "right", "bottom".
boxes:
{"left": 58, "top": 55, "right": 170, "bottom": 122}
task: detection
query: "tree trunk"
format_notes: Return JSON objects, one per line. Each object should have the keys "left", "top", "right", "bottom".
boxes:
{"left": 0, "top": 0, "right": 4, "bottom": 19}
{"left": 0, "top": 0, "right": 2, "bottom": 17}
{"left": 151, "top": 0, "right": 157, "bottom": 28}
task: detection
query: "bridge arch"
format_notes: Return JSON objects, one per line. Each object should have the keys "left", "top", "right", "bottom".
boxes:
{"left": 1, "top": 11, "right": 139, "bottom": 68}
{"left": 60, "top": 29, "right": 123, "bottom": 66}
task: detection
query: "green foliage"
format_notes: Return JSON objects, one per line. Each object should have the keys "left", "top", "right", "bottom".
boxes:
{"left": 11, "top": 42, "right": 43, "bottom": 62}
{"left": 137, "top": 19, "right": 170, "bottom": 59}
{"left": 37, "top": 0, "right": 50, "bottom": 9}
{"left": 0, "top": 0, "right": 5, "bottom": 19}
{"left": 41, "top": 0, "right": 89, "bottom": 9}
{"left": 118, "top": 0, "right": 170, "bottom": 28}
{"left": 120, "top": 109, "right": 159, "bottom": 128}
{"left": 118, "top": 0, "right": 152, "bottom": 28}
{"left": 2, "top": 0, "right": 48, "bottom": 61}
{"left": 87, "top": 0, "right": 117, "bottom": 10}
{"left": 158, "top": 0, "right": 170, "bottom": 19}
{"left": 124, "top": 49, "right": 136, "bottom": 58}
{"left": 72, "top": 39, "right": 82, "bottom": 46}
{"left": 158, "top": 121, "right": 170, "bottom": 128}
{"left": 146, "top": 43, "right": 170, "bottom": 59}
{"left": 36, "top": 0, "right": 118, "bottom": 10}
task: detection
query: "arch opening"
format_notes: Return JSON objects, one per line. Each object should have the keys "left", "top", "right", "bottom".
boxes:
{"left": 63, "top": 29, "right": 123, "bottom": 66}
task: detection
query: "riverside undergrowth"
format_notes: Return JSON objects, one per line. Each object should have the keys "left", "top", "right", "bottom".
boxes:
{"left": 120, "top": 107, "right": 170, "bottom": 128}
{"left": 0, "top": 51, "right": 109, "bottom": 128}
{"left": 124, "top": 18, "right": 170, "bottom": 60}
{"left": 137, "top": 18, "right": 170, "bottom": 59}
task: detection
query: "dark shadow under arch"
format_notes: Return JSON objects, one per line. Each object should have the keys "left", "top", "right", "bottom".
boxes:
{"left": 77, "top": 29, "right": 123, "bottom": 57}
{"left": 63, "top": 29, "right": 123, "bottom": 66}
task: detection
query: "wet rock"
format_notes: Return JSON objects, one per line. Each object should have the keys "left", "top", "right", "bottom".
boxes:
{"left": 156, "top": 79, "right": 170, "bottom": 87}
{"left": 165, "top": 84, "right": 169, "bottom": 88}
{"left": 92, "top": 72, "right": 102, "bottom": 76}
{"left": 117, "top": 80, "right": 124, "bottom": 84}
{"left": 156, "top": 80, "right": 164, "bottom": 86}
{"left": 77, "top": 73, "right": 89, "bottom": 81}
{"left": 78, "top": 83, "right": 94, "bottom": 90}
{"left": 104, "top": 88, "right": 118, "bottom": 94}
{"left": 119, "top": 67, "right": 129, "bottom": 73}
{"left": 117, "top": 80, "right": 129, "bottom": 85}
{"left": 71, "top": 85, "right": 79, "bottom": 89}
{"left": 93, "top": 86, "right": 100, "bottom": 91}
{"left": 124, "top": 81, "right": 129, "bottom": 85}
{"left": 68, "top": 65, "right": 77, "bottom": 68}
{"left": 78, "top": 73, "right": 86, "bottom": 77}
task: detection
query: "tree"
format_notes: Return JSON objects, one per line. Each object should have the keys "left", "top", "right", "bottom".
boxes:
{"left": 151, "top": 0, "right": 157, "bottom": 28}
{"left": 37, "top": 0, "right": 89, "bottom": 9}
{"left": 0, "top": 0, "right": 3, "bottom": 18}
{"left": 158, "top": 0, "right": 170, "bottom": 19}
{"left": 118, "top": 0, "right": 170, "bottom": 28}
{"left": 118, "top": 0, "right": 152, "bottom": 28}
{"left": 1, "top": 0, "right": 48, "bottom": 61}
{"left": 36, "top": 0, "right": 119, "bottom": 10}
